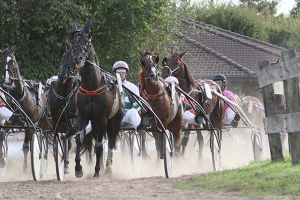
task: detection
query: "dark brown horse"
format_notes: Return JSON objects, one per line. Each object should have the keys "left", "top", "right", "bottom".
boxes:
{"left": 138, "top": 48, "right": 182, "bottom": 159}
{"left": 161, "top": 50, "right": 224, "bottom": 157}
{"left": 68, "top": 21, "right": 123, "bottom": 177}
{"left": 47, "top": 48, "right": 79, "bottom": 174}
{"left": 0, "top": 48, "right": 47, "bottom": 170}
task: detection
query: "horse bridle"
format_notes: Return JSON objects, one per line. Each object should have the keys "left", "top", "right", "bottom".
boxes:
{"left": 3, "top": 54, "right": 20, "bottom": 83}
{"left": 70, "top": 32, "right": 92, "bottom": 69}
{"left": 162, "top": 61, "right": 181, "bottom": 77}
{"left": 142, "top": 54, "right": 160, "bottom": 80}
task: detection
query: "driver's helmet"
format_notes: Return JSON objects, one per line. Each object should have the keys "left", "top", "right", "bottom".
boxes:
{"left": 112, "top": 61, "right": 129, "bottom": 72}
{"left": 213, "top": 74, "right": 227, "bottom": 90}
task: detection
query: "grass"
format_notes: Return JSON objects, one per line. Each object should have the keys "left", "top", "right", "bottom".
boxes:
{"left": 176, "top": 158, "right": 300, "bottom": 197}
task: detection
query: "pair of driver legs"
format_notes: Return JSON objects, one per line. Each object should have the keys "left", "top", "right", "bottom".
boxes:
{"left": 223, "top": 108, "right": 240, "bottom": 128}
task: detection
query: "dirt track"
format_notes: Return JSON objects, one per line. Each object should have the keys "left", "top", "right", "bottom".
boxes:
{"left": 0, "top": 128, "right": 290, "bottom": 200}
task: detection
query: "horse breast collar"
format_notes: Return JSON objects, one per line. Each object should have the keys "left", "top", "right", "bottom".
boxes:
{"left": 142, "top": 89, "right": 164, "bottom": 101}
{"left": 78, "top": 85, "right": 106, "bottom": 96}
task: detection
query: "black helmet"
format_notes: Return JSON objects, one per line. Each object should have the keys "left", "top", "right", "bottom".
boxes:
{"left": 213, "top": 74, "right": 227, "bottom": 90}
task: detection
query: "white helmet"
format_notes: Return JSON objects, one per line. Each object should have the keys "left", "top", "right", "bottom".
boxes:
{"left": 112, "top": 61, "right": 129, "bottom": 72}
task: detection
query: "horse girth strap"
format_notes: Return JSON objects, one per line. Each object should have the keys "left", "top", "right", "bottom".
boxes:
{"left": 142, "top": 89, "right": 164, "bottom": 101}
{"left": 78, "top": 85, "right": 106, "bottom": 96}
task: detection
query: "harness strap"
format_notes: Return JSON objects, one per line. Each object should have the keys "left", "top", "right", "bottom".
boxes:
{"left": 78, "top": 85, "right": 106, "bottom": 96}
{"left": 142, "top": 89, "right": 164, "bottom": 101}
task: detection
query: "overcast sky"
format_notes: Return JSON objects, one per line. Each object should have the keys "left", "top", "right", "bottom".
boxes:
{"left": 193, "top": 0, "right": 296, "bottom": 15}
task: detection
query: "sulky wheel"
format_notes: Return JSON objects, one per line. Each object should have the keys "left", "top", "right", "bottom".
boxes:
{"left": 163, "top": 130, "right": 174, "bottom": 178}
{"left": 54, "top": 133, "right": 64, "bottom": 181}
{"left": 31, "top": 131, "right": 47, "bottom": 181}
{"left": 210, "top": 129, "right": 221, "bottom": 171}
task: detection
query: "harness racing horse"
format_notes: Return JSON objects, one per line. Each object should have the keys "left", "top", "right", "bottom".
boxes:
{"left": 69, "top": 21, "right": 123, "bottom": 177}
{"left": 47, "top": 48, "right": 79, "bottom": 174}
{"left": 0, "top": 48, "right": 47, "bottom": 170}
{"left": 161, "top": 50, "right": 224, "bottom": 158}
{"left": 237, "top": 95, "right": 264, "bottom": 126}
{"left": 138, "top": 48, "right": 182, "bottom": 159}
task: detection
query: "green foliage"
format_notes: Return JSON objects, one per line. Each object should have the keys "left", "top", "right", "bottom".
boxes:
{"left": 191, "top": 2, "right": 300, "bottom": 52}
{"left": 176, "top": 158, "right": 300, "bottom": 197}
{"left": 0, "top": 0, "right": 176, "bottom": 82}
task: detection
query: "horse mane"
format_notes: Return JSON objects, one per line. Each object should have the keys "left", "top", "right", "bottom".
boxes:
{"left": 139, "top": 70, "right": 146, "bottom": 91}
{"left": 183, "top": 62, "right": 195, "bottom": 87}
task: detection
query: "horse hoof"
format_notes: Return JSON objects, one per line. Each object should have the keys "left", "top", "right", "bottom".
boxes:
{"left": 104, "top": 167, "right": 112, "bottom": 175}
{"left": 93, "top": 172, "right": 100, "bottom": 177}
{"left": 64, "top": 167, "right": 70, "bottom": 174}
{"left": 75, "top": 170, "right": 83, "bottom": 178}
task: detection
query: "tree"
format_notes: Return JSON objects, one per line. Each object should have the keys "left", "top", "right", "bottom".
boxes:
{"left": 240, "top": 0, "right": 279, "bottom": 15}
{"left": 0, "top": 0, "right": 176, "bottom": 81}
{"left": 290, "top": 0, "right": 300, "bottom": 17}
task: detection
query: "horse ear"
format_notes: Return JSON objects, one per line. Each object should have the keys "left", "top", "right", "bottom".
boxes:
{"left": 83, "top": 20, "right": 92, "bottom": 33}
{"left": 171, "top": 48, "right": 175, "bottom": 55}
{"left": 162, "top": 57, "right": 168, "bottom": 66}
{"left": 151, "top": 47, "right": 156, "bottom": 54}
{"left": 137, "top": 47, "right": 143, "bottom": 57}
{"left": 178, "top": 51, "right": 186, "bottom": 59}
{"left": 71, "top": 21, "right": 78, "bottom": 32}
{"left": 156, "top": 54, "right": 159, "bottom": 63}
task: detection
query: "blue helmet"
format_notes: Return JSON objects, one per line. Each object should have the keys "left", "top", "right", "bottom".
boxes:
{"left": 213, "top": 74, "right": 227, "bottom": 89}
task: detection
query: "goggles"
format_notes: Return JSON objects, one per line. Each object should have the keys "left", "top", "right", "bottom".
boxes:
{"left": 116, "top": 69, "right": 127, "bottom": 73}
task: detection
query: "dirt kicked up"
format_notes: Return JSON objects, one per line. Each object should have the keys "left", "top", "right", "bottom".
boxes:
{"left": 0, "top": 127, "right": 283, "bottom": 200}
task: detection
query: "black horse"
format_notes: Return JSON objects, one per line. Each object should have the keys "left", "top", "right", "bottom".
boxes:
{"left": 68, "top": 21, "right": 123, "bottom": 177}
{"left": 47, "top": 48, "right": 80, "bottom": 174}
{"left": 0, "top": 48, "right": 48, "bottom": 170}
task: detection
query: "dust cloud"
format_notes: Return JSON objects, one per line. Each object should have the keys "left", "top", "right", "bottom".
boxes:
{"left": 1, "top": 122, "right": 282, "bottom": 182}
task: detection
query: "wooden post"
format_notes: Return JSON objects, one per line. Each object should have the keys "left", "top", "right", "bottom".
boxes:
{"left": 259, "top": 60, "right": 284, "bottom": 162}
{"left": 261, "top": 82, "right": 284, "bottom": 161}
{"left": 283, "top": 49, "right": 300, "bottom": 165}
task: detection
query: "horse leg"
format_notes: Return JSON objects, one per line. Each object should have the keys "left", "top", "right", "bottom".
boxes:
{"left": 167, "top": 110, "right": 183, "bottom": 157}
{"left": 22, "top": 129, "right": 31, "bottom": 172}
{"left": 0, "top": 130, "right": 6, "bottom": 168}
{"left": 139, "top": 128, "right": 150, "bottom": 159}
{"left": 94, "top": 139, "right": 103, "bottom": 177}
{"left": 153, "top": 132, "right": 161, "bottom": 163}
{"left": 63, "top": 134, "right": 70, "bottom": 174}
{"left": 196, "top": 129, "right": 204, "bottom": 159}
{"left": 181, "top": 128, "right": 190, "bottom": 156}
{"left": 75, "top": 128, "right": 84, "bottom": 178}
{"left": 104, "top": 113, "right": 122, "bottom": 175}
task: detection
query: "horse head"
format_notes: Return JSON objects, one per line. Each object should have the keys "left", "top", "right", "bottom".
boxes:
{"left": 162, "top": 50, "right": 195, "bottom": 92}
{"left": 0, "top": 48, "right": 21, "bottom": 91}
{"left": 137, "top": 48, "right": 160, "bottom": 82}
{"left": 161, "top": 50, "right": 186, "bottom": 79}
{"left": 68, "top": 21, "right": 93, "bottom": 70}
{"left": 58, "top": 49, "right": 77, "bottom": 84}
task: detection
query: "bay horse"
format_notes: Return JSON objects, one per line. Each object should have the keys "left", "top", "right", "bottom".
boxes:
{"left": 47, "top": 48, "right": 80, "bottom": 174}
{"left": 68, "top": 21, "right": 123, "bottom": 177}
{"left": 161, "top": 50, "right": 224, "bottom": 157}
{"left": 0, "top": 48, "right": 48, "bottom": 170}
{"left": 138, "top": 48, "right": 182, "bottom": 159}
